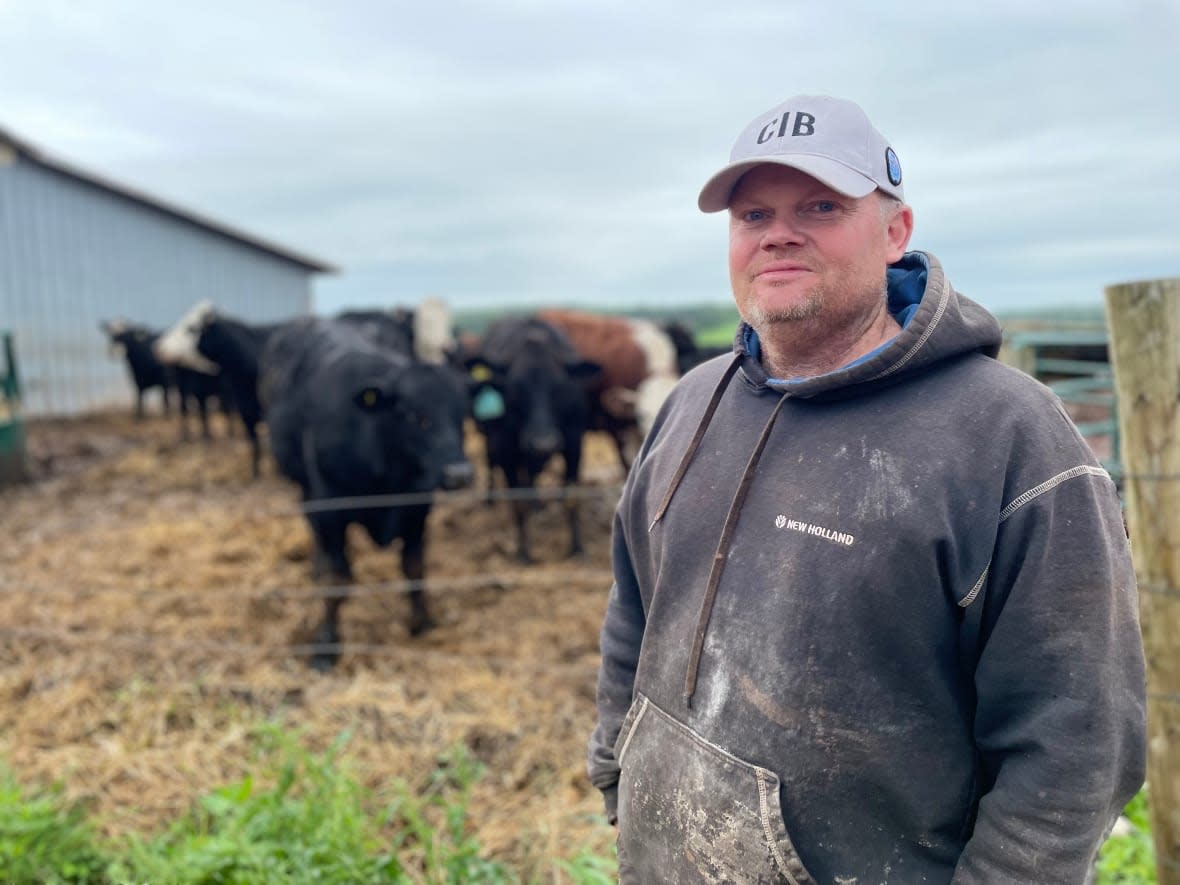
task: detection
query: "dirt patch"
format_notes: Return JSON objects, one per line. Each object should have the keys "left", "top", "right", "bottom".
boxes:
{"left": 0, "top": 409, "right": 625, "bottom": 876}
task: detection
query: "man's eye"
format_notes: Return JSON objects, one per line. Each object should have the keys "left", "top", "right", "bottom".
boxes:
{"left": 810, "top": 201, "right": 837, "bottom": 213}
{"left": 742, "top": 209, "right": 768, "bottom": 222}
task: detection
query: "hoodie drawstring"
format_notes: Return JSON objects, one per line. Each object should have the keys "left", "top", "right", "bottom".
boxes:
{"left": 682, "top": 389, "right": 790, "bottom": 706}
{"left": 643, "top": 350, "right": 793, "bottom": 708}
{"left": 648, "top": 353, "right": 744, "bottom": 531}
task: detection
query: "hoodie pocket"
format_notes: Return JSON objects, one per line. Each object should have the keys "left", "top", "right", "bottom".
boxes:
{"left": 614, "top": 694, "right": 815, "bottom": 885}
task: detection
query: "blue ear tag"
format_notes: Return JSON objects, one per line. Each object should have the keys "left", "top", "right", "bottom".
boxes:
{"left": 473, "top": 387, "right": 505, "bottom": 420}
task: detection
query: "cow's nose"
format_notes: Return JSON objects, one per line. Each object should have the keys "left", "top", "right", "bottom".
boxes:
{"left": 524, "top": 432, "right": 561, "bottom": 455}
{"left": 442, "top": 461, "right": 475, "bottom": 490}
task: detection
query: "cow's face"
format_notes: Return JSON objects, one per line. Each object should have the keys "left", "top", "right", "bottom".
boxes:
{"left": 101, "top": 322, "right": 154, "bottom": 360}
{"left": 468, "top": 348, "right": 598, "bottom": 456}
{"left": 154, "top": 301, "right": 220, "bottom": 374}
{"left": 353, "top": 363, "right": 473, "bottom": 490}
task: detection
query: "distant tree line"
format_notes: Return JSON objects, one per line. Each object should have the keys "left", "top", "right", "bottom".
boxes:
{"left": 452, "top": 303, "right": 741, "bottom": 339}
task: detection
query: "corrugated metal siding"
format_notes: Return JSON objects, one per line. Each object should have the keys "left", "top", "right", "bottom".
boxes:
{"left": 0, "top": 157, "right": 315, "bottom": 416}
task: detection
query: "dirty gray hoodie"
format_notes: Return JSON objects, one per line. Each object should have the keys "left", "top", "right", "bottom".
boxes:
{"left": 587, "top": 251, "right": 1146, "bottom": 884}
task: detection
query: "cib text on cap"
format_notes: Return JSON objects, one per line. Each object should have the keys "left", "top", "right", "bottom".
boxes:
{"left": 698, "top": 94, "right": 904, "bottom": 212}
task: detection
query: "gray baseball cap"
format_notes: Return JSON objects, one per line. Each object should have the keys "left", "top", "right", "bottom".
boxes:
{"left": 698, "top": 94, "right": 904, "bottom": 212}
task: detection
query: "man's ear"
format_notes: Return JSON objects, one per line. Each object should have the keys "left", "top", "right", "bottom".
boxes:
{"left": 884, "top": 203, "right": 914, "bottom": 263}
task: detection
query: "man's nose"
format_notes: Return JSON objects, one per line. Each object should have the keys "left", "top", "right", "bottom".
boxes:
{"left": 761, "top": 215, "right": 805, "bottom": 249}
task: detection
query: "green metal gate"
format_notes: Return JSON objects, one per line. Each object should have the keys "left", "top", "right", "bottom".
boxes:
{"left": 0, "top": 330, "right": 27, "bottom": 486}
{"left": 1004, "top": 328, "right": 1120, "bottom": 481}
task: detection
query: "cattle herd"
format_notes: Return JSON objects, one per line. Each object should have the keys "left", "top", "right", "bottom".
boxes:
{"left": 100, "top": 300, "right": 727, "bottom": 669}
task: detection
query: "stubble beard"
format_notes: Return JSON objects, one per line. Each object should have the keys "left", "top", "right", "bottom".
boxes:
{"left": 744, "top": 283, "right": 825, "bottom": 329}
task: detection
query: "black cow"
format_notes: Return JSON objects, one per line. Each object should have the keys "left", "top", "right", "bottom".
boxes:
{"left": 100, "top": 320, "right": 176, "bottom": 419}
{"left": 100, "top": 319, "right": 231, "bottom": 438}
{"left": 260, "top": 316, "right": 474, "bottom": 671}
{"left": 192, "top": 315, "right": 283, "bottom": 478}
{"left": 334, "top": 309, "right": 415, "bottom": 354}
{"left": 155, "top": 302, "right": 282, "bottom": 478}
{"left": 662, "top": 320, "right": 733, "bottom": 374}
{"left": 174, "top": 365, "right": 235, "bottom": 442}
{"left": 466, "top": 317, "right": 600, "bottom": 564}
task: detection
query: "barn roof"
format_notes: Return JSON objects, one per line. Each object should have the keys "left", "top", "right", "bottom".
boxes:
{"left": 0, "top": 126, "right": 337, "bottom": 274}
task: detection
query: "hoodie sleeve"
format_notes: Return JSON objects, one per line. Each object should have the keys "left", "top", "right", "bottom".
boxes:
{"left": 952, "top": 465, "right": 1147, "bottom": 884}
{"left": 586, "top": 510, "right": 647, "bottom": 824}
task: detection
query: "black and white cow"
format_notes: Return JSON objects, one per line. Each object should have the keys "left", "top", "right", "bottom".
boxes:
{"left": 465, "top": 317, "right": 600, "bottom": 564}
{"left": 100, "top": 318, "right": 232, "bottom": 438}
{"left": 100, "top": 320, "right": 176, "bottom": 419}
{"left": 259, "top": 315, "right": 474, "bottom": 671}
{"left": 155, "top": 301, "right": 282, "bottom": 478}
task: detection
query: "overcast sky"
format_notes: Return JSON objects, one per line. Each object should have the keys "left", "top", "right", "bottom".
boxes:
{"left": 2, "top": 0, "right": 1177, "bottom": 317}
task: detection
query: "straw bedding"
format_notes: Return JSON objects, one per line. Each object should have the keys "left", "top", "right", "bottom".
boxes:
{"left": 0, "top": 410, "right": 623, "bottom": 873}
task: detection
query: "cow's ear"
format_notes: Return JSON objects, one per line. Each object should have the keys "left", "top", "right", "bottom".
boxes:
{"left": 567, "top": 359, "right": 602, "bottom": 381}
{"left": 353, "top": 386, "right": 390, "bottom": 412}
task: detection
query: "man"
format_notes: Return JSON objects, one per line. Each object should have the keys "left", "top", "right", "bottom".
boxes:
{"left": 587, "top": 95, "right": 1147, "bottom": 883}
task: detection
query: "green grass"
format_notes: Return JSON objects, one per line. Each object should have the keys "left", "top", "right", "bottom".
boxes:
{"left": 694, "top": 316, "right": 741, "bottom": 347}
{"left": 0, "top": 723, "right": 616, "bottom": 884}
{"left": 0, "top": 768, "right": 107, "bottom": 884}
{"left": 1097, "top": 790, "right": 1156, "bottom": 884}
{"left": 3, "top": 732, "right": 1152, "bottom": 884}
{"left": 108, "top": 725, "right": 408, "bottom": 884}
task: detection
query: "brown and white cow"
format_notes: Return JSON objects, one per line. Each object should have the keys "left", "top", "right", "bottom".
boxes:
{"left": 535, "top": 309, "right": 680, "bottom": 471}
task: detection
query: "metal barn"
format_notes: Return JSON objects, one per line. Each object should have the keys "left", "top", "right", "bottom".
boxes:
{"left": 0, "top": 127, "right": 335, "bottom": 416}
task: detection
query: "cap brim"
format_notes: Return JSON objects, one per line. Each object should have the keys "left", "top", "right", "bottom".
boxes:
{"left": 697, "top": 156, "right": 878, "bottom": 213}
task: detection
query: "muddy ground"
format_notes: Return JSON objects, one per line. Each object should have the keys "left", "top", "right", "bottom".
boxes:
{"left": 0, "top": 407, "right": 627, "bottom": 879}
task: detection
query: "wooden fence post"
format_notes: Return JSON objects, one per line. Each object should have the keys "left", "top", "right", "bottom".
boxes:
{"left": 1105, "top": 277, "right": 1180, "bottom": 883}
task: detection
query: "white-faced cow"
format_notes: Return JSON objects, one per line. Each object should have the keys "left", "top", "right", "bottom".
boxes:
{"left": 466, "top": 316, "right": 600, "bottom": 564}
{"left": 259, "top": 315, "right": 474, "bottom": 671}
{"left": 155, "top": 301, "right": 283, "bottom": 478}
{"left": 625, "top": 321, "right": 733, "bottom": 438}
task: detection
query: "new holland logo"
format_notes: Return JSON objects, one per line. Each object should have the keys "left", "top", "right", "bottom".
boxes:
{"left": 775, "top": 515, "right": 855, "bottom": 546}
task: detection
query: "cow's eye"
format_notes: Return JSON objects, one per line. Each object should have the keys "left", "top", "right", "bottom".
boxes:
{"left": 419, "top": 416, "right": 432, "bottom": 431}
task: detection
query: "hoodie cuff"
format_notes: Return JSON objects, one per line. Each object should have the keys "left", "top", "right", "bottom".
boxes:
{"left": 602, "top": 785, "right": 619, "bottom": 825}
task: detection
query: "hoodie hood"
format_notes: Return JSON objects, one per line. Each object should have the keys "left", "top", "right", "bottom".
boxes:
{"left": 733, "top": 251, "right": 1002, "bottom": 399}
{"left": 653, "top": 250, "right": 1005, "bottom": 704}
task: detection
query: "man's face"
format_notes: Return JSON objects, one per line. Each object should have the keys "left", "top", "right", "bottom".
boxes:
{"left": 727, "top": 164, "right": 911, "bottom": 331}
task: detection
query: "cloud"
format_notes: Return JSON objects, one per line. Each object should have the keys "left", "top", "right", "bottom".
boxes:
{"left": 1, "top": 0, "right": 1176, "bottom": 316}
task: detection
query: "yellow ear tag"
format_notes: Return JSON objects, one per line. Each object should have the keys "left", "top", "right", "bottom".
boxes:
{"left": 470, "top": 364, "right": 493, "bottom": 382}
{"left": 363, "top": 389, "right": 378, "bottom": 407}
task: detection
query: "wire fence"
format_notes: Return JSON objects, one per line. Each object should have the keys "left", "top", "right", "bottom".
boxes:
{"left": 0, "top": 623, "right": 602, "bottom": 680}
{"left": 0, "top": 567, "right": 614, "bottom": 602}
{"left": 293, "top": 481, "right": 624, "bottom": 515}
{"left": 3, "top": 475, "right": 626, "bottom": 538}
{"left": 3, "top": 478, "right": 621, "bottom": 666}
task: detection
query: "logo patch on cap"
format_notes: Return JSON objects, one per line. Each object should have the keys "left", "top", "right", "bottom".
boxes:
{"left": 885, "top": 147, "right": 902, "bottom": 187}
